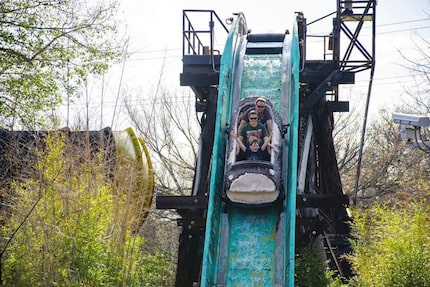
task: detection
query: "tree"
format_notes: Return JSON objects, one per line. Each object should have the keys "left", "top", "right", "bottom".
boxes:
{"left": 125, "top": 87, "right": 199, "bottom": 197}
{"left": 335, "top": 108, "right": 430, "bottom": 206}
{"left": 398, "top": 33, "right": 430, "bottom": 114}
{"left": 0, "top": 0, "right": 122, "bottom": 129}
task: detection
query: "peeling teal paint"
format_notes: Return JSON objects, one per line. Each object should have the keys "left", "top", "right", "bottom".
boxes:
{"left": 226, "top": 207, "right": 278, "bottom": 287}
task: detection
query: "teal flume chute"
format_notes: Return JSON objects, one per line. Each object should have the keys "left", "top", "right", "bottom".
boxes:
{"left": 199, "top": 12, "right": 300, "bottom": 287}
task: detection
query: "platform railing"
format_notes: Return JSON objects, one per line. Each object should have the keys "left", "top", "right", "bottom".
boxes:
{"left": 182, "top": 9, "right": 229, "bottom": 57}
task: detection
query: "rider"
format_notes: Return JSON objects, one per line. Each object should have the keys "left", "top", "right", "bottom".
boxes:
{"left": 238, "top": 97, "right": 273, "bottom": 137}
{"left": 232, "top": 110, "right": 271, "bottom": 160}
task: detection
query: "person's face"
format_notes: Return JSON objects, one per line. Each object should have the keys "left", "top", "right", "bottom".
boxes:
{"left": 256, "top": 101, "right": 265, "bottom": 114}
{"left": 250, "top": 141, "right": 259, "bottom": 152}
{"left": 249, "top": 114, "right": 258, "bottom": 127}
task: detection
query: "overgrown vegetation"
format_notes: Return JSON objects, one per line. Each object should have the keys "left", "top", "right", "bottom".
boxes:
{"left": 295, "top": 243, "right": 345, "bottom": 287}
{"left": 347, "top": 202, "right": 430, "bottom": 287}
{"left": 0, "top": 133, "right": 174, "bottom": 286}
{"left": 294, "top": 200, "right": 430, "bottom": 287}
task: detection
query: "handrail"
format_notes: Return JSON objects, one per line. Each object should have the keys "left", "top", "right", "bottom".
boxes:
{"left": 182, "top": 10, "right": 229, "bottom": 58}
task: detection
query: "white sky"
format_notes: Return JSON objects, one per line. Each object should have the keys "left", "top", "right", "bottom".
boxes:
{"left": 66, "top": 0, "right": 430, "bottom": 130}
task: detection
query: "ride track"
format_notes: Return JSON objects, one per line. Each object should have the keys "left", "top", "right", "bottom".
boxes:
{"left": 156, "top": 1, "right": 376, "bottom": 286}
{"left": 198, "top": 13, "right": 299, "bottom": 287}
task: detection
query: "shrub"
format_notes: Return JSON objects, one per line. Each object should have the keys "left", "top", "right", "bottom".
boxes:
{"left": 0, "top": 133, "right": 173, "bottom": 286}
{"left": 347, "top": 202, "right": 430, "bottom": 287}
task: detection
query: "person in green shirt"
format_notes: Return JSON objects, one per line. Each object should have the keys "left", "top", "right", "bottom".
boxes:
{"left": 231, "top": 110, "right": 272, "bottom": 160}
{"left": 239, "top": 110, "right": 269, "bottom": 145}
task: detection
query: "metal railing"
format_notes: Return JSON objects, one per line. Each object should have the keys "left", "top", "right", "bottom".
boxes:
{"left": 182, "top": 10, "right": 229, "bottom": 57}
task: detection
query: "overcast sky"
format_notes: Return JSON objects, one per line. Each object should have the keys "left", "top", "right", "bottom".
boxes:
{"left": 66, "top": 0, "right": 430, "bottom": 130}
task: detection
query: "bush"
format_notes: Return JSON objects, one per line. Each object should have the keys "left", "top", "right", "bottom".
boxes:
{"left": 347, "top": 202, "right": 430, "bottom": 287}
{"left": 0, "top": 133, "right": 174, "bottom": 286}
{"left": 295, "top": 243, "right": 346, "bottom": 287}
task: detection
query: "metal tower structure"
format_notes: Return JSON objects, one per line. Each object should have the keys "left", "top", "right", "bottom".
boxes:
{"left": 156, "top": 1, "right": 376, "bottom": 285}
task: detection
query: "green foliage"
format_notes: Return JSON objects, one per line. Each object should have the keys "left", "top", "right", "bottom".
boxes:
{"left": 0, "top": 1, "right": 123, "bottom": 129}
{"left": 295, "top": 243, "right": 346, "bottom": 287}
{"left": 347, "top": 203, "right": 430, "bottom": 287}
{"left": 295, "top": 243, "right": 328, "bottom": 287}
{"left": 0, "top": 134, "right": 173, "bottom": 286}
{"left": 134, "top": 252, "right": 175, "bottom": 287}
